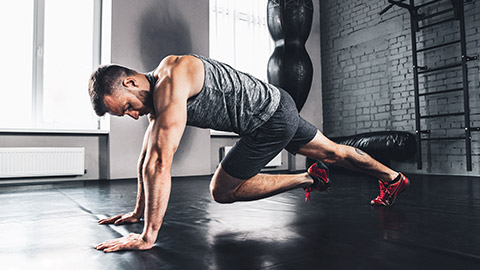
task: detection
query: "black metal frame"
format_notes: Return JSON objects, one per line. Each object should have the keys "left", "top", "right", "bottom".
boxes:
{"left": 380, "top": 0, "right": 478, "bottom": 171}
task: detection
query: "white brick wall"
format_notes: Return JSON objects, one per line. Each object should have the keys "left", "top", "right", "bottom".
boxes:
{"left": 320, "top": 0, "right": 480, "bottom": 175}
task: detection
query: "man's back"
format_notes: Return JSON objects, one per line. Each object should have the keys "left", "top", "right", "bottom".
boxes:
{"left": 184, "top": 55, "right": 281, "bottom": 135}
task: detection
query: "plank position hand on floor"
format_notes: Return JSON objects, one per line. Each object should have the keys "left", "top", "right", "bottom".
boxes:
{"left": 88, "top": 54, "right": 409, "bottom": 252}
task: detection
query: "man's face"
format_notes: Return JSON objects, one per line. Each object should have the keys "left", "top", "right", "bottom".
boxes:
{"left": 104, "top": 89, "right": 153, "bottom": 120}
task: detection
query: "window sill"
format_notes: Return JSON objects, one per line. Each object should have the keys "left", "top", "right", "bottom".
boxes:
{"left": 210, "top": 130, "right": 239, "bottom": 137}
{"left": 0, "top": 128, "right": 109, "bottom": 136}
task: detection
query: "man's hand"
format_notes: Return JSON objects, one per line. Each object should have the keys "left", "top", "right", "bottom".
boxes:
{"left": 98, "top": 212, "right": 141, "bottom": 225}
{"left": 94, "top": 233, "right": 153, "bottom": 252}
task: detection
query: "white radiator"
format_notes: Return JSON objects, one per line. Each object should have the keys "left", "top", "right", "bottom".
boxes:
{"left": 0, "top": 147, "right": 85, "bottom": 178}
{"left": 222, "top": 146, "right": 282, "bottom": 167}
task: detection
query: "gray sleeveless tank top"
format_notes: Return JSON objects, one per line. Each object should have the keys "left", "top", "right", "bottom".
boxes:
{"left": 185, "top": 54, "right": 281, "bottom": 135}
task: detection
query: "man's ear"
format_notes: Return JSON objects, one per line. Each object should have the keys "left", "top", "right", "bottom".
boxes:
{"left": 122, "top": 77, "right": 138, "bottom": 89}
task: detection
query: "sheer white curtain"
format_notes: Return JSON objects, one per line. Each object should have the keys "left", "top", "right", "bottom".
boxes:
{"left": 209, "top": 0, "right": 274, "bottom": 80}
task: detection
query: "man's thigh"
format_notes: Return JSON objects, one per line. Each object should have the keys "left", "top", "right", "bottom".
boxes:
{"left": 220, "top": 119, "right": 298, "bottom": 180}
{"left": 284, "top": 117, "right": 318, "bottom": 154}
{"left": 222, "top": 94, "right": 306, "bottom": 180}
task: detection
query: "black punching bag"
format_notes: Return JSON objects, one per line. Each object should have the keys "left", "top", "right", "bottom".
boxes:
{"left": 267, "top": 0, "right": 314, "bottom": 112}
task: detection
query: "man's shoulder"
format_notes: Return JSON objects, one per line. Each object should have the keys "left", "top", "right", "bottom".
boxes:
{"left": 158, "top": 55, "right": 200, "bottom": 71}
{"left": 152, "top": 55, "right": 204, "bottom": 103}
{"left": 158, "top": 55, "right": 204, "bottom": 88}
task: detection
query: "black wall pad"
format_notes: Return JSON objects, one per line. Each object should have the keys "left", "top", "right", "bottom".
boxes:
{"left": 306, "top": 131, "right": 416, "bottom": 170}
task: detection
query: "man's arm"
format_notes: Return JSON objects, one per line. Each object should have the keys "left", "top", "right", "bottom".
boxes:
{"left": 95, "top": 60, "right": 191, "bottom": 252}
{"left": 132, "top": 121, "right": 152, "bottom": 218}
{"left": 97, "top": 119, "right": 154, "bottom": 225}
{"left": 129, "top": 118, "right": 156, "bottom": 219}
{"left": 140, "top": 101, "right": 186, "bottom": 246}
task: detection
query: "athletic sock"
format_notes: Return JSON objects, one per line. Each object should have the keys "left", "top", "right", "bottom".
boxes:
{"left": 387, "top": 173, "right": 401, "bottom": 185}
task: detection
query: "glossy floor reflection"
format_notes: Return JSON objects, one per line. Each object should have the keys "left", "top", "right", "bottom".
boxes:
{"left": 1, "top": 172, "right": 480, "bottom": 270}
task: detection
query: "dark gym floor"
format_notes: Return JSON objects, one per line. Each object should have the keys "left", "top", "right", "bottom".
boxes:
{"left": 1, "top": 172, "right": 480, "bottom": 270}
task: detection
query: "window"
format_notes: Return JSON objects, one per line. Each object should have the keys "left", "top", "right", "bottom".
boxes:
{"left": 0, "top": 0, "right": 111, "bottom": 132}
{"left": 209, "top": 0, "right": 274, "bottom": 80}
{"left": 0, "top": 2, "right": 34, "bottom": 129}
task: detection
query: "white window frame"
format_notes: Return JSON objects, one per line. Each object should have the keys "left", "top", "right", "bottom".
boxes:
{"left": 0, "top": 0, "right": 111, "bottom": 134}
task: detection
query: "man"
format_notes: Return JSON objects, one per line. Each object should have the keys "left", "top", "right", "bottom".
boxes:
{"left": 88, "top": 54, "right": 409, "bottom": 253}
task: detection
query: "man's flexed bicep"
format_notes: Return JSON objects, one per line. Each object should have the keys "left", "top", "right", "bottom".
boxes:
{"left": 142, "top": 59, "right": 194, "bottom": 173}
{"left": 143, "top": 75, "right": 189, "bottom": 170}
{"left": 143, "top": 106, "right": 186, "bottom": 174}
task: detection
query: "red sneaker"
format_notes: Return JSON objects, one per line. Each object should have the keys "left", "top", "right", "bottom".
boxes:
{"left": 304, "top": 162, "right": 330, "bottom": 202}
{"left": 371, "top": 173, "right": 409, "bottom": 207}
{"left": 370, "top": 180, "right": 388, "bottom": 206}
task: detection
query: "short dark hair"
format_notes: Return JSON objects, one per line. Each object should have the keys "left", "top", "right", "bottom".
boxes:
{"left": 88, "top": 64, "right": 135, "bottom": 116}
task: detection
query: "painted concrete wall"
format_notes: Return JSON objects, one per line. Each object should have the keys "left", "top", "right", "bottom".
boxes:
{"left": 109, "top": 0, "right": 211, "bottom": 179}
{"left": 301, "top": 0, "right": 323, "bottom": 130}
{"left": 297, "top": 0, "right": 322, "bottom": 170}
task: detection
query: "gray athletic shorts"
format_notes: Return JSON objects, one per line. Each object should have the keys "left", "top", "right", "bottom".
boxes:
{"left": 221, "top": 88, "right": 318, "bottom": 179}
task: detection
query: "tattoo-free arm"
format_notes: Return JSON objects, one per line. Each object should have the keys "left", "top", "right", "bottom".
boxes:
{"left": 132, "top": 120, "right": 155, "bottom": 218}
{"left": 140, "top": 97, "right": 187, "bottom": 245}
{"left": 97, "top": 120, "right": 154, "bottom": 226}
